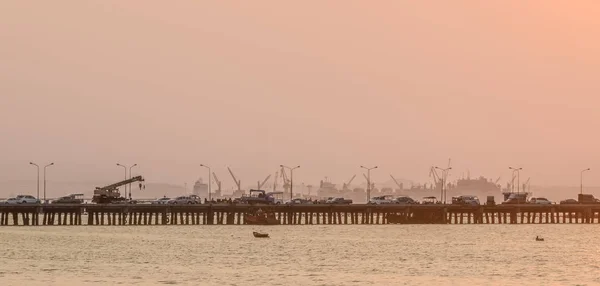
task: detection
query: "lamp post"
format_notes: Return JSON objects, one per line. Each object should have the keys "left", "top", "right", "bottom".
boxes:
{"left": 116, "top": 163, "right": 127, "bottom": 198}
{"left": 129, "top": 164, "right": 138, "bottom": 199}
{"left": 43, "top": 163, "right": 54, "bottom": 203}
{"left": 200, "top": 164, "right": 212, "bottom": 201}
{"left": 435, "top": 167, "right": 452, "bottom": 204}
{"left": 29, "top": 162, "right": 40, "bottom": 199}
{"left": 281, "top": 165, "right": 300, "bottom": 201}
{"left": 581, "top": 168, "right": 591, "bottom": 194}
{"left": 509, "top": 167, "right": 523, "bottom": 198}
{"left": 360, "top": 166, "right": 378, "bottom": 203}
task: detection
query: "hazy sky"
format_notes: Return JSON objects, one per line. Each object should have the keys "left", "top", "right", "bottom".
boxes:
{"left": 1, "top": 1, "right": 600, "bottom": 190}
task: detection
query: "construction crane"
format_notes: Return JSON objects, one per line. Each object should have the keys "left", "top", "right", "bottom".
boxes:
{"left": 523, "top": 177, "right": 531, "bottom": 193}
{"left": 342, "top": 174, "right": 356, "bottom": 191}
{"left": 257, "top": 174, "right": 271, "bottom": 190}
{"left": 93, "top": 176, "right": 145, "bottom": 204}
{"left": 281, "top": 166, "right": 290, "bottom": 193}
{"left": 429, "top": 167, "right": 442, "bottom": 188}
{"left": 95, "top": 176, "right": 144, "bottom": 193}
{"left": 390, "top": 174, "right": 403, "bottom": 190}
{"left": 272, "top": 171, "right": 278, "bottom": 192}
{"left": 227, "top": 167, "right": 241, "bottom": 193}
{"left": 212, "top": 172, "right": 222, "bottom": 195}
{"left": 495, "top": 176, "right": 502, "bottom": 185}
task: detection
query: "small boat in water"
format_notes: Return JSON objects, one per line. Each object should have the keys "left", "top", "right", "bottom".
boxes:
{"left": 253, "top": 232, "right": 269, "bottom": 238}
{"left": 535, "top": 236, "right": 544, "bottom": 241}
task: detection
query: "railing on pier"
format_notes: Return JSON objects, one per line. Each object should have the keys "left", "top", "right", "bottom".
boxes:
{"left": 1, "top": 204, "right": 600, "bottom": 226}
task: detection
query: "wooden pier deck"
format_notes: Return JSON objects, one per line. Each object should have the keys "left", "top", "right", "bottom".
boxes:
{"left": 1, "top": 204, "right": 600, "bottom": 226}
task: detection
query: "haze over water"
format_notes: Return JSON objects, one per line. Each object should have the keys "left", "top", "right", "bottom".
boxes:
{"left": 2, "top": 2, "right": 600, "bottom": 285}
{"left": 2, "top": 2, "right": 600, "bottom": 190}
{"left": 0, "top": 225, "right": 598, "bottom": 286}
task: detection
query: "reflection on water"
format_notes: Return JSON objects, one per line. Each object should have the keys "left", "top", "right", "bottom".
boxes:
{"left": 0, "top": 225, "right": 598, "bottom": 286}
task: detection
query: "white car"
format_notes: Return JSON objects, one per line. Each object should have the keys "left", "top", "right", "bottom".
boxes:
{"left": 369, "top": 195, "right": 396, "bottom": 205}
{"left": 169, "top": 195, "right": 200, "bottom": 204}
{"left": 530, "top": 197, "right": 552, "bottom": 205}
{"left": 152, "top": 197, "right": 171, "bottom": 204}
{"left": 6, "top": 195, "right": 40, "bottom": 204}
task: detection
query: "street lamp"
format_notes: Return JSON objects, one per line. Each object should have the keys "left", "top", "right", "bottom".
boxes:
{"left": 129, "top": 164, "right": 138, "bottom": 199}
{"left": 435, "top": 167, "right": 452, "bottom": 204}
{"left": 581, "top": 168, "right": 591, "bottom": 194}
{"left": 116, "top": 163, "right": 127, "bottom": 198}
{"left": 360, "top": 166, "right": 378, "bottom": 203}
{"left": 29, "top": 162, "right": 40, "bottom": 199}
{"left": 200, "top": 164, "right": 212, "bottom": 201}
{"left": 509, "top": 167, "right": 523, "bottom": 194}
{"left": 117, "top": 163, "right": 137, "bottom": 199}
{"left": 43, "top": 163, "right": 54, "bottom": 203}
{"left": 281, "top": 165, "right": 300, "bottom": 201}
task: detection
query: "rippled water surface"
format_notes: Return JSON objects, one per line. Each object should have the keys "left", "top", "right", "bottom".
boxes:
{"left": 0, "top": 225, "right": 599, "bottom": 285}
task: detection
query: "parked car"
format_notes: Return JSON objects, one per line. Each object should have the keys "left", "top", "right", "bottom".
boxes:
{"left": 421, "top": 196, "right": 439, "bottom": 205}
{"left": 395, "top": 196, "right": 418, "bottom": 205}
{"left": 317, "top": 197, "right": 335, "bottom": 204}
{"left": 502, "top": 193, "right": 528, "bottom": 204}
{"left": 152, "top": 197, "right": 171, "bottom": 204}
{"left": 560, "top": 199, "right": 578, "bottom": 205}
{"left": 326, "top": 197, "right": 353, "bottom": 205}
{"left": 286, "top": 198, "right": 313, "bottom": 205}
{"left": 52, "top": 194, "right": 84, "bottom": 204}
{"left": 369, "top": 195, "right": 396, "bottom": 205}
{"left": 530, "top": 197, "right": 552, "bottom": 205}
{"left": 452, "top": 195, "right": 480, "bottom": 206}
{"left": 169, "top": 195, "right": 201, "bottom": 204}
{"left": 6, "top": 195, "right": 40, "bottom": 204}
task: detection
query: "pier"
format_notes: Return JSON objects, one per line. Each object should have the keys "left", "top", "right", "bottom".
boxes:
{"left": 1, "top": 204, "right": 600, "bottom": 226}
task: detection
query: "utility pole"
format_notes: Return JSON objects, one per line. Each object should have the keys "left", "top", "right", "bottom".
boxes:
{"left": 129, "top": 164, "right": 138, "bottom": 199}
{"left": 509, "top": 167, "right": 523, "bottom": 198}
{"left": 29, "top": 162, "right": 40, "bottom": 199}
{"left": 200, "top": 164, "right": 212, "bottom": 201}
{"left": 360, "top": 166, "right": 378, "bottom": 203}
{"left": 435, "top": 167, "right": 452, "bottom": 204}
{"left": 581, "top": 168, "right": 591, "bottom": 194}
{"left": 117, "top": 163, "right": 128, "bottom": 199}
{"left": 43, "top": 163, "right": 54, "bottom": 203}
{"left": 280, "top": 165, "right": 300, "bottom": 201}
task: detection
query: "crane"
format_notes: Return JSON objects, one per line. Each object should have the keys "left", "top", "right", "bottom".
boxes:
{"left": 227, "top": 167, "right": 241, "bottom": 193}
{"left": 390, "top": 174, "right": 403, "bottom": 190}
{"left": 523, "top": 177, "right": 531, "bottom": 193}
{"left": 342, "top": 174, "right": 356, "bottom": 191}
{"left": 95, "top": 176, "right": 145, "bottom": 192}
{"left": 494, "top": 176, "right": 502, "bottom": 185}
{"left": 429, "top": 167, "right": 442, "bottom": 188}
{"left": 280, "top": 166, "right": 290, "bottom": 193}
{"left": 212, "top": 172, "right": 222, "bottom": 195}
{"left": 272, "top": 171, "right": 278, "bottom": 192}
{"left": 93, "top": 176, "right": 145, "bottom": 204}
{"left": 257, "top": 174, "right": 271, "bottom": 190}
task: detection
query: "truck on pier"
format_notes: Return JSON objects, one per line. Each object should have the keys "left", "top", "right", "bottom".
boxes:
{"left": 578, "top": 194, "right": 600, "bottom": 204}
{"left": 92, "top": 176, "right": 145, "bottom": 204}
{"left": 236, "top": 190, "right": 283, "bottom": 205}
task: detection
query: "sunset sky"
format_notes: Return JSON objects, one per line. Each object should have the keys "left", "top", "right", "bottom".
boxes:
{"left": 1, "top": 1, "right": 600, "bottom": 190}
